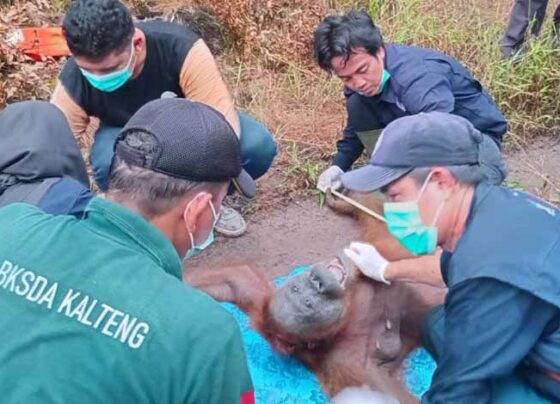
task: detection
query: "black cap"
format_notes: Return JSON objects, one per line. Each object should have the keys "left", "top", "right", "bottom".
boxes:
{"left": 342, "top": 112, "right": 483, "bottom": 192}
{"left": 114, "top": 98, "right": 256, "bottom": 198}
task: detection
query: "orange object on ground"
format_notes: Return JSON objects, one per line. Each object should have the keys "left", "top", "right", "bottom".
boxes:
{"left": 11, "top": 27, "right": 70, "bottom": 60}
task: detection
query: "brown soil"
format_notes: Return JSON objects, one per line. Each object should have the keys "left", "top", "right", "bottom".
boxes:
{"left": 506, "top": 135, "right": 560, "bottom": 203}
{"left": 186, "top": 193, "right": 361, "bottom": 280}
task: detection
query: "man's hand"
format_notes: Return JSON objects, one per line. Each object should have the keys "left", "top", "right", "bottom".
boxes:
{"left": 344, "top": 241, "right": 390, "bottom": 284}
{"left": 317, "top": 166, "right": 343, "bottom": 192}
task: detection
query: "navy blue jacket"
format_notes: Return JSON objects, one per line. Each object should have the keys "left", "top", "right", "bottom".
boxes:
{"left": 0, "top": 101, "right": 93, "bottom": 218}
{"left": 39, "top": 178, "right": 93, "bottom": 218}
{"left": 423, "top": 184, "right": 560, "bottom": 403}
{"left": 333, "top": 44, "right": 508, "bottom": 171}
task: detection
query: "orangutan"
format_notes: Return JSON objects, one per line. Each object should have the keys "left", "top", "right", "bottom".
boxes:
{"left": 185, "top": 192, "right": 444, "bottom": 402}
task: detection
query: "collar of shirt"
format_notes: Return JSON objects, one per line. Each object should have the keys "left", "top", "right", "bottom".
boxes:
{"left": 83, "top": 197, "right": 183, "bottom": 280}
{"left": 378, "top": 44, "right": 404, "bottom": 106}
{"left": 441, "top": 182, "right": 492, "bottom": 285}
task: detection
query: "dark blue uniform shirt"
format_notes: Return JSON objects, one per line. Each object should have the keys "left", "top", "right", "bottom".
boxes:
{"left": 423, "top": 184, "right": 560, "bottom": 403}
{"left": 38, "top": 178, "right": 93, "bottom": 218}
{"left": 333, "top": 44, "right": 507, "bottom": 171}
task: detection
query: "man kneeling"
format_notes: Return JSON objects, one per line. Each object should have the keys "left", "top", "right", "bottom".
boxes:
{"left": 0, "top": 99, "right": 254, "bottom": 403}
{"left": 342, "top": 112, "right": 559, "bottom": 402}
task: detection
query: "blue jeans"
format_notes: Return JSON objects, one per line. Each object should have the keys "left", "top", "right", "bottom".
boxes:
{"left": 90, "top": 112, "right": 277, "bottom": 191}
{"left": 421, "top": 306, "right": 551, "bottom": 403}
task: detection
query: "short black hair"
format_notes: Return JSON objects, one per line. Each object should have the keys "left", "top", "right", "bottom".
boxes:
{"left": 313, "top": 9, "right": 384, "bottom": 71}
{"left": 62, "top": 0, "right": 134, "bottom": 59}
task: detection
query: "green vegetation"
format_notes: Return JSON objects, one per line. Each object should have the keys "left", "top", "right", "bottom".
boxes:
{"left": 361, "top": 0, "right": 560, "bottom": 142}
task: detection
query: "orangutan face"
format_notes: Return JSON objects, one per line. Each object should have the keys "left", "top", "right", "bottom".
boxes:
{"left": 268, "top": 257, "right": 355, "bottom": 335}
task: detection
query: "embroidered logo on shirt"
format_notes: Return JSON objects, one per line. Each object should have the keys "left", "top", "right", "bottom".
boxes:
{"left": 0, "top": 259, "right": 151, "bottom": 349}
{"left": 513, "top": 191, "right": 558, "bottom": 217}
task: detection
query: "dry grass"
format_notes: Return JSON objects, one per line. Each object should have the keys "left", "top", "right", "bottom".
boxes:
{"left": 365, "top": 0, "right": 560, "bottom": 141}
{"left": 1, "top": 0, "right": 558, "bottom": 208}
{"left": 219, "top": 60, "right": 345, "bottom": 206}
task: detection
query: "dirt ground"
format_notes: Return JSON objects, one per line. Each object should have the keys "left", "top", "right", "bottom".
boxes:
{"left": 506, "top": 135, "right": 560, "bottom": 203}
{"left": 186, "top": 197, "right": 361, "bottom": 279}
{"left": 188, "top": 137, "right": 560, "bottom": 278}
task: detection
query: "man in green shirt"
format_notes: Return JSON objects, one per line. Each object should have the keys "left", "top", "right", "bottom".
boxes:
{"left": 0, "top": 99, "right": 255, "bottom": 403}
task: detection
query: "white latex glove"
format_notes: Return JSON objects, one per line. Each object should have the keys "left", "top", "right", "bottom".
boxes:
{"left": 317, "top": 166, "right": 343, "bottom": 192}
{"left": 343, "top": 241, "right": 390, "bottom": 284}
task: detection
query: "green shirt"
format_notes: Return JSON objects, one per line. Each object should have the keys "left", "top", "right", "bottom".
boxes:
{"left": 0, "top": 198, "right": 253, "bottom": 403}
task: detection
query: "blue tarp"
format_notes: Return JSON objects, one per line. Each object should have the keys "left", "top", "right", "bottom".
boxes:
{"left": 222, "top": 266, "right": 436, "bottom": 403}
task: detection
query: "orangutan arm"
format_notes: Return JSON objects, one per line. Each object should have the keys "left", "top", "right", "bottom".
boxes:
{"left": 184, "top": 265, "right": 272, "bottom": 316}
{"left": 384, "top": 250, "right": 445, "bottom": 288}
{"left": 184, "top": 269, "right": 236, "bottom": 303}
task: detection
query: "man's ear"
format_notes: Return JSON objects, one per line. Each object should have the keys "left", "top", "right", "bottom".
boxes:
{"left": 376, "top": 46, "right": 385, "bottom": 61}
{"left": 183, "top": 192, "right": 212, "bottom": 233}
{"left": 132, "top": 28, "right": 144, "bottom": 51}
{"left": 431, "top": 167, "right": 457, "bottom": 197}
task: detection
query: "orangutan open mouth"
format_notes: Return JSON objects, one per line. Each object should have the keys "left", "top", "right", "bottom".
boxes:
{"left": 327, "top": 260, "right": 348, "bottom": 289}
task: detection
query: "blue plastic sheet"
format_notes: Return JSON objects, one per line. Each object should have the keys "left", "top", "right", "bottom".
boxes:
{"left": 222, "top": 266, "right": 436, "bottom": 403}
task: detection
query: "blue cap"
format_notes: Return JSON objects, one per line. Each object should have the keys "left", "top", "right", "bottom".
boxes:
{"left": 341, "top": 112, "right": 483, "bottom": 192}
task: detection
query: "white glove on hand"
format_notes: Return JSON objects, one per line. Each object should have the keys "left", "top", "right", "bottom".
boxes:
{"left": 343, "top": 242, "right": 390, "bottom": 284}
{"left": 317, "top": 166, "right": 344, "bottom": 192}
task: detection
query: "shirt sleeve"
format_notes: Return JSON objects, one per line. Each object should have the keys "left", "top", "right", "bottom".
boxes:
{"left": 332, "top": 121, "right": 365, "bottom": 172}
{"left": 50, "top": 81, "right": 93, "bottom": 139}
{"left": 401, "top": 72, "right": 454, "bottom": 115}
{"left": 179, "top": 39, "right": 241, "bottom": 137}
{"left": 422, "top": 278, "right": 557, "bottom": 404}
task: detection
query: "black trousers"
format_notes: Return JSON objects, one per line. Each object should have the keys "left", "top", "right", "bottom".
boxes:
{"left": 501, "top": 0, "right": 560, "bottom": 55}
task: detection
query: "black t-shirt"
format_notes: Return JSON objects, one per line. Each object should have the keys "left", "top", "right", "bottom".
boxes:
{"left": 59, "top": 21, "right": 199, "bottom": 127}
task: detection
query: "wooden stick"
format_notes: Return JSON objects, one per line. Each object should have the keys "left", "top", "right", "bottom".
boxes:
{"left": 330, "top": 189, "right": 386, "bottom": 223}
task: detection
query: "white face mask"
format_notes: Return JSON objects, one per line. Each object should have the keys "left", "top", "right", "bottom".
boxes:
{"left": 183, "top": 194, "right": 218, "bottom": 261}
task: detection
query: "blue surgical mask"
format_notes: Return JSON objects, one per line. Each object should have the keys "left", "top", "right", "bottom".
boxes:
{"left": 184, "top": 230, "right": 215, "bottom": 260}
{"left": 184, "top": 195, "right": 219, "bottom": 260}
{"left": 383, "top": 172, "right": 445, "bottom": 256}
{"left": 80, "top": 43, "right": 135, "bottom": 92}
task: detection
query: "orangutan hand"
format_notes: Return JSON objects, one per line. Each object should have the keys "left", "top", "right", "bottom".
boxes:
{"left": 344, "top": 242, "right": 390, "bottom": 285}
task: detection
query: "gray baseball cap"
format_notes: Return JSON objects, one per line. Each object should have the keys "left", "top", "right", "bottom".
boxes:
{"left": 341, "top": 112, "right": 483, "bottom": 192}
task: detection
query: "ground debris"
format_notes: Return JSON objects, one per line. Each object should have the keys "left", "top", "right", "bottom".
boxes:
{"left": 0, "top": 0, "right": 63, "bottom": 108}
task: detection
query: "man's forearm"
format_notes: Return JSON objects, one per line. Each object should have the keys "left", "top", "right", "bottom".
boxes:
{"left": 331, "top": 125, "right": 364, "bottom": 171}
{"left": 384, "top": 252, "right": 445, "bottom": 287}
